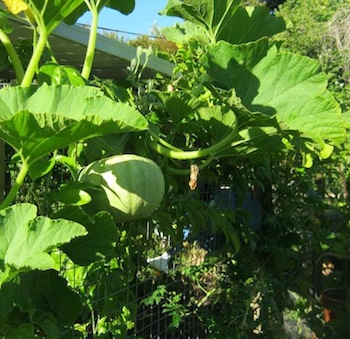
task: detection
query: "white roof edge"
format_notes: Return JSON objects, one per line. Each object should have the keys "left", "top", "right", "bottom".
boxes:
{"left": 1, "top": 3, "right": 174, "bottom": 77}
{"left": 53, "top": 23, "right": 174, "bottom": 77}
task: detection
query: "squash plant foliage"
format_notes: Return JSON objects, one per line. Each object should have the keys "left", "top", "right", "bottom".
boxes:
{"left": 0, "top": 0, "right": 347, "bottom": 336}
{"left": 0, "top": 0, "right": 147, "bottom": 337}
{"left": 155, "top": 0, "right": 345, "bottom": 166}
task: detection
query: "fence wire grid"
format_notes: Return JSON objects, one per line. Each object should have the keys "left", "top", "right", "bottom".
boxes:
{"left": 1, "top": 144, "right": 236, "bottom": 338}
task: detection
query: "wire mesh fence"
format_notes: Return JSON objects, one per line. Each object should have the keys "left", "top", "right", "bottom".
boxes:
{"left": 2, "top": 142, "right": 335, "bottom": 338}
{"left": 58, "top": 213, "right": 224, "bottom": 338}
{"left": 1, "top": 145, "right": 233, "bottom": 338}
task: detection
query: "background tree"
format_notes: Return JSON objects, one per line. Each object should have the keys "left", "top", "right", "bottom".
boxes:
{"left": 241, "top": 0, "right": 286, "bottom": 9}
{"left": 275, "top": 0, "right": 350, "bottom": 111}
{"left": 128, "top": 23, "right": 178, "bottom": 56}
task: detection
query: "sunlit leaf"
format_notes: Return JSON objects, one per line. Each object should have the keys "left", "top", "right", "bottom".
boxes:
{"left": 204, "top": 41, "right": 346, "bottom": 144}
{"left": 162, "top": 22, "right": 209, "bottom": 46}
{"left": 50, "top": 182, "right": 93, "bottom": 206}
{"left": 319, "top": 143, "right": 334, "bottom": 159}
{"left": 0, "top": 85, "right": 148, "bottom": 168}
{"left": 38, "top": 63, "right": 86, "bottom": 86}
{"left": 0, "top": 203, "right": 87, "bottom": 270}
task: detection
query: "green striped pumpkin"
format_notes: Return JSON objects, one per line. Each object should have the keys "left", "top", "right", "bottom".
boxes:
{"left": 78, "top": 154, "right": 165, "bottom": 222}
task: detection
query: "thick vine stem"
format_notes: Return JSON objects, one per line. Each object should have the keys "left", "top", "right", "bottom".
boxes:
{"left": 0, "top": 162, "right": 29, "bottom": 210}
{"left": 21, "top": 29, "right": 48, "bottom": 86}
{"left": 148, "top": 128, "right": 238, "bottom": 160}
{"left": 148, "top": 128, "right": 183, "bottom": 152}
{"left": 0, "top": 30, "right": 24, "bottom": 83}
{"left": 159, "top": 129, "right": 281, "bottom": 174}
{"left": 81, "top": 0, "right": 101, "bottom": 79}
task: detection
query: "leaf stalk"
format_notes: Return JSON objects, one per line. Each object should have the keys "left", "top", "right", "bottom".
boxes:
{"left": 0, "top": 29, "right": 24, "bottom": 83}
{"left": 21, "top": 29, "right": 48, "bottom": 86}
{"left": 81, "top": 0, "right": 101, "bottom": 79}
{"left": 0, "top": 161, "right": 29, "bottom": 210}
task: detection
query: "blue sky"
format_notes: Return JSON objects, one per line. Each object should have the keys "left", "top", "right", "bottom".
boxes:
{"left": 77, "top": 0, "right": 182, "bottom": 38}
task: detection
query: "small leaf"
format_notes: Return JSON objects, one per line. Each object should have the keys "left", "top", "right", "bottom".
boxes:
{"left": 198, "top": 105, "right": 237, "bottom": 142}
{"left": 38, "top": 63, "right": 86, "bottom": 86}
{"left": 0, "top": 203, "right": 87, "bottom": 270}
{"left": 162, "top": 22, "right": 209, "bottom": 46}
{"left": 54, "top": 154, "right": 79, "bottom": 179}
{"left": 28, "top": 156, "right": 56, "bottom": 180}
{"left": 320, "top": 242, "right": 330, "bottom": 251}
{"left": 0, "top": 9, "right": 13, "bottom": 33}
{"left": 319, "top": 143, "right": 334, "bottom": 159}
{"left": 157, "top": 91, "right": 198, "bottom": 124}
{"left": 51, "top": 182, "right": 92, "bottom": 206}
{"left": 302, "top": 151, "right": 313, "bottom": 168}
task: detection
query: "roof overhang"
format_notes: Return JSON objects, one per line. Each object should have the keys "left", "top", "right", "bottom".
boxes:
{"left": 0, "top": 7, "right": 174, "bottom": 80}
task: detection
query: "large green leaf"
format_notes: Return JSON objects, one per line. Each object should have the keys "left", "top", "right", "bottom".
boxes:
{"left": 221, "top": 6, "right": 285, "bottom": 44}
{"left": 55, "top": 206, "right": 118, "bottom": 265}
{"left": 0, "top": 203, "right": 87, "bottom": 271}
{"left": 160, "top": 0, "right": 241, "bottom": 43}
{"left": 0, "top": 270, "right": 82, "bottom": 335}
{"left": 19, "top": 270, "right": 82, "bottom": 326}
{"left": 203, "top": 42, "right": 346, "bottom": 144}
{"left": 160, "top": 0, "right": 285, "bottom": 43}
{"left": 0, "top": 85, "right": 148, "bottom": 166}
{"left": 202, "top": 38, "right": 271, "bottom": 98}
